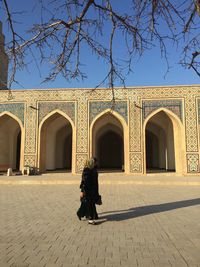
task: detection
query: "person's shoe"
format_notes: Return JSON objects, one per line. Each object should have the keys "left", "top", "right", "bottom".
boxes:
{"left": 88, "top": 220, "right": 96, "bottom": 225}
{"left": 76, "top": 212, "right": 81, "bottom": 220}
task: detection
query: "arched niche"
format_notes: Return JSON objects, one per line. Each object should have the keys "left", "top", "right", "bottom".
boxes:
{"left": 144, "top": 109, "right": 186, "bottom": 174}
{"left": 0, "top": 113, "right": 23, "bottom": 171}
{"left": 91, "top": 111, "right": 127, "bottom": 172}
{"left": 39, "top": 111, "right": 73, "bottom": 172}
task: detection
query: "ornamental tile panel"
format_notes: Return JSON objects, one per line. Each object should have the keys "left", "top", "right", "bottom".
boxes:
{"left": 0, "top": 103, "right": 24, "bottom": 125}
{"left": 185, "top": 96, "right": 198, "bottom": 152}
{"left": 130, "top": 152, "right": 143, "bottom": 173}
{"left": 129, "top": 100, "right": 141, "bottom": 152}
{"left": 197, "top": 99, "right": 200, "bottom": 124}
{"left": 25, "top": 99, "right": 38, "bottom": 154}
{"left": 38, "top": 101, "right": 75, "bottom": 124}
{"left": 77, "top": 101, "right": 88, "bottom": 153}
{"left": 24, "top": 154, "right": 36, "bottom": 167}
{"left": 76, "top": 153, "right": 88, "bottom": 173}
{"left": 142, "top": 99, "right": 182, "bottom": 121}
{"left": 89, "top": 101, "right": 128, "bottom": 124}
{"left": 187, "top": 154, "right": 199, "bottom": 173}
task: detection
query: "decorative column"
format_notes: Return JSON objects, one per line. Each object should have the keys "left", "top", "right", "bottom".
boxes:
{"left": 129, "top": 99, "right": 143, "bottom": 173}
{"left": 76, "top": 100, "right": 89, "bottom": 172}
{"left": 185, "top": 95, "right": 199, "bottom": 173}
{"left": 23, "top": 99, "right": 38, "bottom": 167}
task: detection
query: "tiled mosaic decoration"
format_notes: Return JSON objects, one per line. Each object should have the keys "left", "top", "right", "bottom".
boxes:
{"left": 187, "top": 154, "right": 199, "bottom": 173}
{"left": 89, "top": 101, "right": 128, "bottom": 124}
{"left": 38, "top": 101, "right": 75, "bottom": 124}
{"left": 185, "top": 96, "right": 198, "bottom": 152}
{"left": 130, "top": 152, "right": 142, "bottom": 173}
{"left": 77, "top": 101, "right": 88, "bottom": 153}
{"left": 0, "top": 103, "right": 24, "bottom": 125}
{"left": 24, "top": 154, "right": 36, "bottom": 167}
{"left": 142, "top": 99, "right": 182, "bottom": 121}
{"left": 197, "top": 99, "right": 200, "bottom": 124}
{"left": 76, "top": 153, "right": 88, "bottom": 173}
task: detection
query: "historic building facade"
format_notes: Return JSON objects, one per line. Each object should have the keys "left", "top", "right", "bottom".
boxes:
{"left": 0, "top": 85, "right": 200, "bottom": 175}
{"left": 0, "top": 22, "right": 200, "bottom": 175}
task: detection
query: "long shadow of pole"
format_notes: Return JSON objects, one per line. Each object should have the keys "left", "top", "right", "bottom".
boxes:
{"left": 98, "top": 198, "right": 200, "bottom": 222}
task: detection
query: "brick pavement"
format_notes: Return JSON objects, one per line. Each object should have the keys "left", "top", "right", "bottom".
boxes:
{"left": 0, "top": 173, "right": 200, "bottom": 267}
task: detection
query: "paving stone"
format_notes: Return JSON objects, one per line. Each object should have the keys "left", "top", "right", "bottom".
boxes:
{"left": 0, "top": 173, "right": 200, "bottom": 266}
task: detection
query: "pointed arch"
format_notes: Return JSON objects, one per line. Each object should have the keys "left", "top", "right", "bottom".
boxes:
{"left": 143, "top": 108, "right": 186, "bottom": 174}
{"left": 38, "top": 109, "right": 76, "bottom": 173}
{"left": 0, "top": 111, "right": 24, "bottom": 171}
{"left": 90, "top": 109, "right": 129, "bottom": 173}
{"left": 39, "top": 109, "right": 75, "bottom": 130}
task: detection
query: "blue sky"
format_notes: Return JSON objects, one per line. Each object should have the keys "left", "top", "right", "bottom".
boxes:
{"left": 1, "top": 0, "right": 199, "bottom": 89}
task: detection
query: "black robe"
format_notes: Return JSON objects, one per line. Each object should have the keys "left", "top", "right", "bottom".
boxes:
{"left": 78, "top": 167, "right": 99, "bottom": 219}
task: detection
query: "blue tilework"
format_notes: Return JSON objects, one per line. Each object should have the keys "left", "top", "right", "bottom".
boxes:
{"left": 38, "top": 102, "right": 75, "bottom": 124}
{"left": 142, "top": 100, "right": 182, "bottom": 121}
{"left": 89, "top": 101, "right": 128, "bottom": 124}
{"left": 0, "top": 103, "right": 24, "bottom": 125}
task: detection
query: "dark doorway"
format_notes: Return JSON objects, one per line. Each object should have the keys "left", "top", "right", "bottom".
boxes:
{"left": 98, "top": 130, "right": 123, "bottom": 170}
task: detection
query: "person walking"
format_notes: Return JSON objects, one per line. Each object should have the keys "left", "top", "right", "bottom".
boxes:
{"left": 77, "top": 158, "right": 100, "bottom": 225}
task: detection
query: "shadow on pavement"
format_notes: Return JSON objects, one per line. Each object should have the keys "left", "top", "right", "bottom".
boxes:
{"left": 98, "top": 198, "right": 200, "bottom": 222}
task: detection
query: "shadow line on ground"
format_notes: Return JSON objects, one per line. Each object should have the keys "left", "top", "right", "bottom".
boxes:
{"left": 98, "top": 198, "right": 200, "bottom": 222}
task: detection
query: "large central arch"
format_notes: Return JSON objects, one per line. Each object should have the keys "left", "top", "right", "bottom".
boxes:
{"left": 143, "top": 108, "right": 186, "bottom": 174}
{"left": 38, "top": 111, "right": 74, "bottom": 172}
{"left": 90, "top": 110, "right": 129, "bottom": 172}
{"left": 0, "top": 112, "right": 23, "bottom": 171}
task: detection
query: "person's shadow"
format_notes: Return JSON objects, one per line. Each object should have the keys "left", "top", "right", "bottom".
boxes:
{"left": 96, "top": 198, "right": 200, "bottom": 223}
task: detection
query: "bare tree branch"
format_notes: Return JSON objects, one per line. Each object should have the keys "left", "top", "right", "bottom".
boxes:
{"left": 1, "top": 0, "right": 200, "bottom": 92}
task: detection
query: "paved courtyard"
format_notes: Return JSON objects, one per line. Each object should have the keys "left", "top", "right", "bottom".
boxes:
{"left": 0, "top": 173, "right": 200, "bottom": 267}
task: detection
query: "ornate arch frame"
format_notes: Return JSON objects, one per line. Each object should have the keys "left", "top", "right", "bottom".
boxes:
{"left": 90, "top": 109, "right": 129, "bottom": 173}
{"left": 143, "top": 107, "right": 186, "bottom": 174}
{"left": 37, "top": 109, "right": 76, "bottom": 173}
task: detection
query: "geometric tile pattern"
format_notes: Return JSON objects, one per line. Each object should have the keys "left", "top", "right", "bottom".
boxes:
{"left": 76, "top": 101, "right": 88, "bottom": 154}
{"left": 24, "top": 101, "right": 37, "bottom": 154}
{"left": 76, "top": 153, "right": 88, "bottom": 173}
{"left": 0, "top": 103, "right": 24, "bottom": 125}
{"left": 142, "top": 99, "right": 182, "bottom": 121}
{"left": 89, "top": 101, "right": 128, "bottom": 125}
{"left": 185, "top": 96, "right": 198, "bottom": 152}
{"left": 129, "top": 101, "right": 141, "bottom": 152}
{"left": 38, "top": 101, "right": 75, "bottom": 124}
{"left": 0, "top": 86, "right": 200, "bottom": 175}
{"left": 24, "top": 154, "right": 36, "bottom": 167}
{"left": 130, "top": 153, "right": 142, "bottom": 173}
{"left": 197, "top": 99, "right": 200, "bottom": 124}
{"left": 187, "top": 154, "right": 199, "bottom": 172}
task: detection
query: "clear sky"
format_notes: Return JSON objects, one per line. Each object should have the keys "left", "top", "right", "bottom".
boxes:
{"left": 1, "top": 0, "right": 200, "bottom": 89}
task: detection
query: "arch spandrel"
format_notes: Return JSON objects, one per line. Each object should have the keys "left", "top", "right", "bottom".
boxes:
{"left": 142, "top": 99, "right": 183, "bottom": 122}
{"left": 0, "top": 103, "right": 25, "bottom": 126}
{"left": 38, "top": 101, "right": 75, "bottom": 125}
{"left": 89, "top": 101, "right": 128, "bottom": 125}
{"left": 39, "top": 109, "right": 75, "bottom": 130}
{"left": 90, "top": 108, "right": 127, "bottom": 131}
